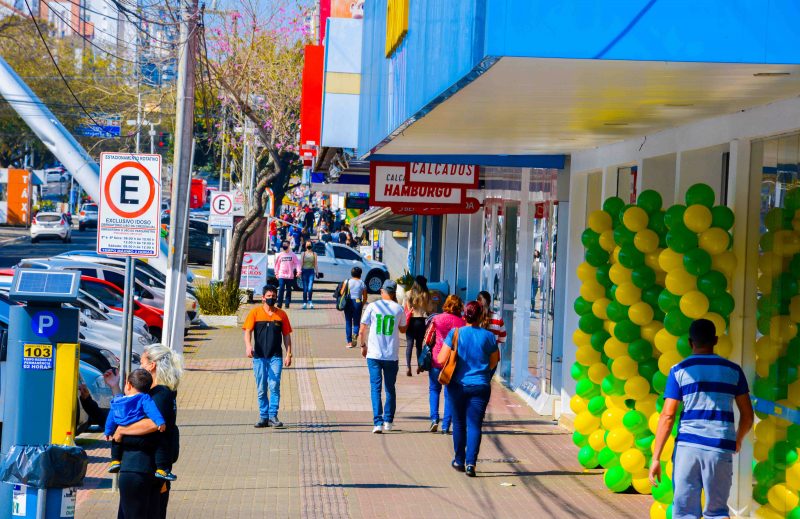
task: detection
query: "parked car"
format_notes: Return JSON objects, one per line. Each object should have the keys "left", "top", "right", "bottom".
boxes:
{"left": 77, "top": 361, "right": 113, "bottom": 434}
{"left": 78, "top": 203, "right": 98, "bottom": 231}
{"left": 30, "top": 212, "right": 71, "bottom": 243}
{"left": 55, "top": 250, "right": 197, "bottom": 285}
{"left": 188, "top": 227, "right": 213, "bottom": 265}
{"left": 79, "top": 276, "right": 166, "bottom": 340}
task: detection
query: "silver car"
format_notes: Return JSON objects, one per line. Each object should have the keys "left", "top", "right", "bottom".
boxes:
{"left": 30, "top": 212, "right": 71, "bottom": 243}
{"left": 78, "top": 203, "right": 98, "bottom": 231}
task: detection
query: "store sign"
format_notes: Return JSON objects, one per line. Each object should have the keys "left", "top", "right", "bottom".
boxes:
{"left": 0, "top": 168, "right": 30, "bottom": 225}
{"left": 407, "top": 162, "right": 479, "bottom": 189}
{"left": 371, "top": 162, "right": 462, "bottom": 207}
{"left": 390, "top": 198, "right": 481, "bottom": 216}
{"left": 240, "top": 252, "right": 268, "bottom": 291}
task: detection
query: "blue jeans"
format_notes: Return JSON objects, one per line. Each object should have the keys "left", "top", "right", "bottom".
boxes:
{"left": 448, "top": 382, "right": 491, "bottom": 466}
{"left": 343, "top": 299, "right": 363, "bottom": 343}
{"left": 253, "top": 356, "right": 283, "bottom": 419}
{"left": 301, "top": 269, "right": 315, "bottom": 303}
{"left": 277, "top": 278, "right": 293, "bottom": 307}
{"left": 367, "top": 358, "right": 398, "bottom": 426}
{"left": 672, "top": 443, "right": 733, "bottom": 519}
{"left": 429, "top": 367, "right": 451, "bottom": 428}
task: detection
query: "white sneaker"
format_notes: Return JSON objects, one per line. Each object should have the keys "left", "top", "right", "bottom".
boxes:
{"left": 309, "top": 302, "right": 314, "bottom": 309}
{"left": 302, "top": 303, "right": 307, "bottom": 309}
{"left": 372, "top": 426, "right": 382, "bottom": 434}
{"left": 383, "top": 422, "right": 393, "bottom": 432}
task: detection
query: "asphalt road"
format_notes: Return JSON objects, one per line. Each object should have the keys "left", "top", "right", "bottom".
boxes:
{"left": 0, "top": 228, "right": 98, "bottom": 267}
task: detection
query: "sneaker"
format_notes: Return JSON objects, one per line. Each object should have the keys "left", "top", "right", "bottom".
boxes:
{"left": 285, "top": 304, "right": 290, "bottom": 309}
{"left": 451, "top": 461, "right": 465, "bottom": 472}
{"left": 155, "top": 469, "right": 177, "bottom": 481}
{"left": 346, "top": 342, "right": 353, "bottom": 349}
{"left": 309, "top": 302, "right": 314, "bottom": 309}
{"left": 108, "top": 461, "right": 121, "bottom": 474}
{"left": 441, "top": 425, "right": 451, "bottom": 435}
{"left": 372, "top": 425, "right": 383, "bottom": 434}
{"left": 276, "top": 304, "right": 283, "bottom": 309}
{"left": 254, "top": 419, "right": 270, "bottom": 428}
{"left": 302, "top": 303, "right": 307, "bottom": 309}
{"left": 465, "top": 465, "right": 476, "bottom": 477}
{"left": 429, "top": 421, "right": 439, "bottom": 433}
{"left": 268, "top": 417, "right": 284, "bottom": 428}
{"left": 383, "top": 422, "right": 393, "bottom": 432}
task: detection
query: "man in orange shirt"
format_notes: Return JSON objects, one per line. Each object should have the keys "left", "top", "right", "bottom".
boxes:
{"left": 243, "top": 285, "right": 293, "bottom": 428}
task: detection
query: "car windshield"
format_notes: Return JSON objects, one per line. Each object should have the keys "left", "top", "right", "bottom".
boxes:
{"left": 37, "top": 214, "right": 61, "bottom": 223}
{"left": 83, "top": 205, "right": 98, "bottom": 213}
{"left": 82, "top": 281, "right": 123, "bottom": 308}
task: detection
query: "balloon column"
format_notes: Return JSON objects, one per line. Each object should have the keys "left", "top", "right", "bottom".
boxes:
{"left": 571, "top": 184, "right": 736, "bottom": 519}
{"left": 752, "top": 190, "right": 800, "bottom": 518}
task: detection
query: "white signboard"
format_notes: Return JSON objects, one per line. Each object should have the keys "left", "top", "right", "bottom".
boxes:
{"left": 97, "top": 153, "right": 161, "bottom": 257}
{"left": 209, "top": 191, "right": 234, "bottom": 229}
{"left": 232, "top": 189, "right": 245, "bottom": 216}
{"left": 240, "top": 252, "right": 268, "bottom": 291}
{"left": 372, "top": 164, "right": 462, "bottom": 206}
{"left": 408, "top": 162, "right": 479, "bottom": 188}
{"left": 61, "top": 488, "right": 76, "bottom": 517}
{"left": 12, "top": 484, "right": 25, "bottom": 516}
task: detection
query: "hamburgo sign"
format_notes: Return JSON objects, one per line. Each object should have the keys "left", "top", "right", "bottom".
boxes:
{"left": 370, "top": 162, "right": 480, "bottom": 215}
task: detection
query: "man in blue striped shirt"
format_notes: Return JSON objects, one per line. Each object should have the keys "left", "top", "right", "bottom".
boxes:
{"left": 649, "top": 318, "right": 754, "bottom": 519}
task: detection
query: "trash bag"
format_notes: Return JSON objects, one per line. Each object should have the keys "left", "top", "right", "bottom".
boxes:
{"left": 1, "top": 444, "right": 87, "bottom": 488}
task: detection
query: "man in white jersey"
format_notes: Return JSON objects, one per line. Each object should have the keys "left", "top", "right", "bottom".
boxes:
{"left": 358, "top": 279, "right": 408, "bottom": 433}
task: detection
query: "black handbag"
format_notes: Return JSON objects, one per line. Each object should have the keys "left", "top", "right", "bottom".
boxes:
{"left": 419, "top": 345, "right": 432, "bottom": 372}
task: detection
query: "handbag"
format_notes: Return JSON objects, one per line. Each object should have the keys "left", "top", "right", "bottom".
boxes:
{"left": 336, "top": 280, "right": 350, "bottom": 311}
{"left": 438, "top": 328, "right": 459, "bottom": 385}
{"left": 419, "top": 345, "right": 432, "bottom": 372}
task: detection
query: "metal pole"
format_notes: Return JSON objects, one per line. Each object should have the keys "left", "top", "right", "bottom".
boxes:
{"left": 163, "top": 0, "right": 198, "bottom": 352}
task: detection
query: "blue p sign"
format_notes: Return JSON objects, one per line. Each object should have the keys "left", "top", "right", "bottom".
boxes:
{"left": 32, "top": 311, "right": 58, "bottom": 338}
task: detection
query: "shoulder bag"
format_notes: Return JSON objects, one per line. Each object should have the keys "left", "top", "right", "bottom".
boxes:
{"left": 438, "top": 328, "right": 459, "bottom": 385}
{"left": 336, "top": 280, "right": 350, "bottom": 311}
{"left": 418, "top": 320, "right": 436, "bottom": 372}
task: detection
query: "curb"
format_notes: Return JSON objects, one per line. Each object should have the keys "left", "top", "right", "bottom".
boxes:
{"left": 0, "top": 235, "right": 27, "bottom": 246}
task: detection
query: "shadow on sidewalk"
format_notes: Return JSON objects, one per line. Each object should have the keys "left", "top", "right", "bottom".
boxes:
{"left": 317, "top": 483, "right": 442, "bottom": 489}
{"left": 477, "top": 469, "right": 591, "bottom": 478}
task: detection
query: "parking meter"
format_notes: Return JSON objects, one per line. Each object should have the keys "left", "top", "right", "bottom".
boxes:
{"left": 1, "top": 270, "right": 82, "bottom": 519}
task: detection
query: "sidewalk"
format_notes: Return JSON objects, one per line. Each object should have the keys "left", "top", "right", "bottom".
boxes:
{"left": 76, "top": 299, "right": 651, "bottom": 518}
{"left": 0, "top": 225, "right": 28, "bottom": 244}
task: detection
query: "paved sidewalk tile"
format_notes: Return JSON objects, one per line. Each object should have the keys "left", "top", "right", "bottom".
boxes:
{"left": 77, "top": 299, "right": 650, "bottom": 518}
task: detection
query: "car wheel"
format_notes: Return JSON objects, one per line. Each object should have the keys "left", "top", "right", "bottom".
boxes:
{"left": 365, "top": 270, "right": 386, "bottom": 294}
{"left": 79, "top": 223, "right": 85, "bottom": 231}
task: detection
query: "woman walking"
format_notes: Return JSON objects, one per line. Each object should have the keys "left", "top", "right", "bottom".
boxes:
{"left": 403, "top": 276, "right": 431, "bottom": 376}
{"left": 300, "top": 241, "right": 318, "bottom": 309}
{"left": 113, "top": 343, "right": 183, "bottom": 518}
{"left": 437, "top": 301, "right": 499, "bottom": 477}
{"left": 427, "top": 295, "right": 465, "bottom": 433}
{"left": 342, "top": 267, "right": 368, "bottom": 348}
{"left": 477, "top": 291, "right": 507, "bottom": 348}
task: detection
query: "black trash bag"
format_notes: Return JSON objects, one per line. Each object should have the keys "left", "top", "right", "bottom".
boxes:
{"left": 1, "top": 444, "right": 87, "bottom": 488}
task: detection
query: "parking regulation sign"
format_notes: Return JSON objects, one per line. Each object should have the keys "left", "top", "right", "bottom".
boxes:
{"left": 97, "top": 153, "right": 161, "bottom": 256}
{"left": 209, "top": 191, "right": 234, "bottom": 229}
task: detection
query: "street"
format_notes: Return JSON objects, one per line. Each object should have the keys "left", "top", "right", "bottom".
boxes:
{"left": 0, "top": 228, "right": 98, "bottom": 267}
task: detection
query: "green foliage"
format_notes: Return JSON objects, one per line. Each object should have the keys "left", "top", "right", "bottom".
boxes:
{"left": 396, "top": 270, "right": 415, "bottom": 289}
{"left": 194, "top": 282, "right": 244, "bottom": 316}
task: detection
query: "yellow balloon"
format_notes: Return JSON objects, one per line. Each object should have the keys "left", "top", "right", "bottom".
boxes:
{"left": 606, "top": 395, "right": 629, "bottom": 410}
{"left": 605, "top": 337, "right": 629, "bottom": 359}
{"left": 654, "top": 328, "right": 679, "bottom": 353}
{"left": 767, "top": 483, "right": 800, "bottom": 513}
{"left": 712, "top": 251, "right": 737, "bottom": 278}
{"left": 623, "top": 206, "right": 649, "bottom": 232}
{"left": 598, "top": 229, "right": 616, "bottom": 252}
{"left": 791, "top": 296, "right": 800, "bottom": 323}
{"left": 620, "top": 448, "right": 646, "bottom": 473}
{"left": 635, "top": 394, "right": 658, "bottom": 417}
{"left": 753, "top": 440, "right": 770, "bottom": 462}
{"left": 601, "top": 406, "right": 627, "bottom": 430}
{"left": 698, "top": 227, "right": 730, "bottom": 255}
{"left": 611, "top": 356, "right": 638, "bottom": 380}
{"left": 774, "top": 230, "right": 800, "bottom": 257}
{"left": 574, "top": 411, "right": 601, "bottom": 436}
{"left": 683, "top": 204, "right": 712, "bottom": 233}
{"left": 665, "top": 268, "right": 696, "bottom": 296}
{"left": 786, "top": 462, "right": 800, "bottom": 492}
{"left": 658, "top": 248, "right": 684, "bottom": 272}
{"left": 645, "top": 249, "right": 662, "bottom": 270}
{"left": 592, "top": 298, "right": 611, "bottom": 320}
{"left": 757, "top": 273, "right": 773, "bottom": 296}
{"left": 588, "top": 362, "right": 611, "bottom": 385}
{"left": 612, "top": 246, "right": 621, "bottom": 264}
{"left": 703, "top": 312, "right": 727, "bottom": 335}
{"left": 679, "top": 290, "right": 710, "bottom": 319}
{"left": 755, "top": 335, "right": 780, "bottom": 363}
{"left": 605, "top": 320, "right": 615, "bottom": 335}
{"left": 759, "top": 251, "right": 784, "bottom": 277}
{"left": 714, "top": 334, "right": 733, "bottom": 358}
{"left": 625, "top": 375, "right": 651, "bottom": 400}
{"left": 629, "top": 302, "right": 654, "bottom": 326}
{"left": 588, "top": 429, "right": 607, "bottom": 451}
{"left": 770, "top": 315, "right": 797, "bottom": 344}
{"left": 650, "top": 502, "right": 668, "bottom": 519}
{"left": 573, "top": 329, "right": 592, "bottom": 348}
{"left": 661, "top": 436, "right": 674, "bottom": 460}
{"left": 631, "top": 469, "right": 652, "bottom": 495}
{"left": 658, "top": 349, "right": 683, "bottom": 375}
{"left": 656, "top": 270, "right": 667, "bottom": 286}
{"left": 641, "top": 321, "right": 663, "bottom": 343}
{"left": 616, "top": 282, "right": 642, "bottom": 306}
{"left": 577, "top": 262, "right": 597, "bottom": 282}
{"left": 648, "top": 412, "right": 660, "bottom": 435}
{"left": 634, "top": 229, "right": 660, "bottom": 254}
{"left": 580, "top": 281, "right": 606, "bottom": 302}
{"left": 606, "top": 427, "right": 634, "bottom": 453}
{"left": 576, "top": 346, "right": 601, "bottom": 366}
{"left": 570, "top": 394, "right": 588, "bottom": 414}
{"left": 756, "top": 505, "right": 787, "bottom": 519}
{"left": 752, "top": 357, "right": 769, "bottom": 378}
{"left": 609, "top": 263, "right": 633, "bottom": 285}
{"left": 588, "top": 210, "right": 613, "bottom": 233}
{"left": 754, "top": 418, "right": 782, "bottom": 445}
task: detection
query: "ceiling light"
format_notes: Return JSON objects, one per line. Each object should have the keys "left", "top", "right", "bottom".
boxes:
{"left": 754, "top": 72, "right": 791, "bottom": 77}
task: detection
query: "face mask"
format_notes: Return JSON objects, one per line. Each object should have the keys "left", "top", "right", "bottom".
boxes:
{"left": 282, "top": 245, "right": 289, "bottom": 250}
{"left": 264, "top": 297, "right": 277, "bottom": 307}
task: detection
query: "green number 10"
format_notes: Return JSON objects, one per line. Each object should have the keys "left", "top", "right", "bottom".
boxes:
{"left": 376, "top": 314, "right": 395, "bottom": 336}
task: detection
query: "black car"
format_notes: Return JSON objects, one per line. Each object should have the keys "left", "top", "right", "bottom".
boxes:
{"left": 188, "top": 227, "right": 213, "bottom": 265}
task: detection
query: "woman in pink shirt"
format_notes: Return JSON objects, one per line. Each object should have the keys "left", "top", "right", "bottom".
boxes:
{"left": 274, "top": 240, "right": 301, "bottom": 308}
{"left": 427, "top": 295, "right": 465, "bottom": 434}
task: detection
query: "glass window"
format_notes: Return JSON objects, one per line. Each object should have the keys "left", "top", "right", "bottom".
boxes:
{"left": 313, "top": 242, "right": 327, "bottom": 256}
{"left": 37, "top": 214, "right": 61, "bottom": 223}
{"left": 103, "top": 270, "right": 125, "bottom": 288}
{"left": 333, "top": 245, "right": 360, "bottom": 261}
{"left": 77, "top": 268, "right": 98, "bottom": 278}
{"left": 82, "top": 281, "right": 123, "bottom": 308}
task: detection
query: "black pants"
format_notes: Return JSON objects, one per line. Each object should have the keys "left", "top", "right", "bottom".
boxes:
{"left": 111, "top": 440, "right": 171, "bottom": 472}
{"left": 117, "top": 472, "right": 154, "bottom": 518}
{"left": 405, "top": 317, "right": 426, "bottom": 369}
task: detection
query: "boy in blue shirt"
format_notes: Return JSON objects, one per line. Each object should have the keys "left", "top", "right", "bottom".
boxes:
{"left": 105, "top": 369, "right": 175, "bottom": 481}
{"left": 649, "top": 319, "right": 754, "bottom": 519}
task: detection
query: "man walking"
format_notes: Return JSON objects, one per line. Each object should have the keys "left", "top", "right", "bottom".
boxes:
{"left": 243, "top": 285, "right": 293, "bottom": 428}
{"left": 649, "top": 319, "right": 754, "bottom": 519}
{"left": 358, "top": 280, "right": 407, "bottom": 433}
{"left": 274, "top": 240, "right": 301, "bottom": 308}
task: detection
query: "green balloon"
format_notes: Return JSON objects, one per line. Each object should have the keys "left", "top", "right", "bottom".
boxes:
{"left": 618, "top": 245, "right": 645, "bottom": 269}
{"left": 677, "top": 335, "right": 692, "bottom": 358}
{"left": 753, "top": 483, "right": 770, "bottom": 505}
{"left": 761, "top": 231, "right": 775, "bottom": 252}
{"left": 591, "top": 331, "right": 611, "bottom": 352}
{"left": 648, "top": 210, "right": 667, "bottom": 235}
{"left": 786, "top": 338, "right": 800, "bottom": 366}
{"left": 786, "top": 189, "right": 800, "bottom": 212}
{"left": 753, "top": 460, "right": 777, "bottom": 485}
{"left": 770, "top": 361, "right": 799, "bottom": 387}
{"left": 571, "top": 362, "right": 589, "bottom": 381}
{"left": 596, "top": 263, "right": 613, "bottom": 287}
{"left": 631, "top": 266, "right": 656, "bottom": 289}
{"left": 622, "top": 410, "right": 648, "bottom": 434}
{"left": 606, "top": 284, "right": 616, "bottom": 300}
{"left": 788, "top": 506, "right": 800, "bottom": 519}
{"left": 638, "top": 359, "right": 658, "bottom": 381}
{"left": 658, "top": 289, "right": 681, "bottom": 313}
{"left": 606, "top": 301, "right": 630, "bottom": 322}
{"left": 601, "top": 374, "right": 626, "bottom": 396}
{"left": 604, "top": 465, "right": 632, "bottom": 493}
{"left": 576, "top": 379, "right": 600, "bottom": 398}
{"left": 775, "top": 272, "right": 800, "bottom": 301}
{"left": 711, "top": 205, "right": 735, "bottom": 230}
{"left": 579, "top": 313, "right": 604, "bottom": 334}
{"left": 666, "top": 225, "right": 698, "bottom": 253}
{"left": 573, "top": 430, "right": 589, "bottom": 448}
{"left": 652, "top": 475, "right": 674, "bottom": 504}
{"left": 790, "top": 254, "right": 800, "bottom": 279}
{"left": 637, "top": 190, "right": 663, "bottom": 214}
{"left": 574, "top": 296, "right": 594, "bottom": 315}
{"left": 664, "top": 205, "right": 687, "bottom": 230}
{"left": 685, "top": 183, "right": 715, "bottom": 207}
{"left": 588, "top": 395, "right": 607, "bottom": 417}
{"left": 598, "top": 447, "right": 620, "bottom": 469}
{"left": 578, "top": 445, "right": 600, "bottom": 469}
{"left": 765, "top": 207, "right": 788, "bottom": 232}
{"left": 709, "top": 292, "right": 735, "bottom": 316}
{"left": 788, "top": 424, "right": 800, "bottom": 449}
{"left": 697, "top": 270, "right": 727, "bottom": 298}
{"left": 603, "top": 197, "right": 626, "bottom": 221}
{"left": 613, "top": 226, "right": 635, "bottom": 247}
{"left": 614, "top": 320, "right": 640, "bottom": 342}
{"left": 770, "top": 440, "right": 799, "bottom": 470}
{"left": 664, "top": 310, "right": 693, "bottom": 336}
{"left": 652, "top": 372, "right": 667, "bottom": 393}
{"left": 683, "top": 248, "right": 712, "bottom": 276}
{"left": 642, "top": 284, "right": 663, "bottom": 307}
{"left": 585, "top": 246, "right": 610, "bottom": 267}
{"left": 582, "top": 228, "right": 601, "bottom": 248}
{"left": 656, "top": 396, "right": 665, "bottom": 413}
{"left": 753, "top": 376, "right": 787, "bottom": 401}
{"left": 628, "top": 339, "right": 653, "bottom": 362}
{"left": 635, "top": 434, "right": 654, "bottom": 452}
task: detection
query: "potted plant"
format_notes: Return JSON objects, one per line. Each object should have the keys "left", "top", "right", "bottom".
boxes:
{"left": 395, "top": 270, "right": 414, "bottom": 305}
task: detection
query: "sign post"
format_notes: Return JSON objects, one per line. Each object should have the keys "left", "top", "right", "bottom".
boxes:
{"left": 209, "top": 192, "right": 233, "bottom": 281}
{"left": 97, "top": 153, "right": 161, "bottom": 399}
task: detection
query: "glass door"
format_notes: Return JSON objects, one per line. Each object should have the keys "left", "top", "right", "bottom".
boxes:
{"left": 499, "top": 203, "right": 519, "bottom": 382}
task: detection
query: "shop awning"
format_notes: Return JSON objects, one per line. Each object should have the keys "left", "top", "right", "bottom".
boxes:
{"left": 351, "top": 206, "right": 412, "bottom": 236}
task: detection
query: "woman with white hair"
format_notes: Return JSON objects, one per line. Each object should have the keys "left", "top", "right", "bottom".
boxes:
{"left": 112, "top": 343, "right": 183, "bottom": 519}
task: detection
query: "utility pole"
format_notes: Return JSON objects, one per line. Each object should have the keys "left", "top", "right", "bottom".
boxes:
{"left": 163, "top": 0, "right": 199, "bottom": 352}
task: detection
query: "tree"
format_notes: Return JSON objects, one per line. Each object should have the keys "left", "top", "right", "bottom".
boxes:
{"left": 202, "top": 3, "right": 307, "bottom": 288}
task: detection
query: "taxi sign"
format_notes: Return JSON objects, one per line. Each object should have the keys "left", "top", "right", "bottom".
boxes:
{"left": 97, "top": 153, "right": 162, "bottom": 257}
{"left": 23, "top": 343, "right": 53, "bottom": 370}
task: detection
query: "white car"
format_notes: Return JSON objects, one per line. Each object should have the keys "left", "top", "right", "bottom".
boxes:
{"left": 30, "top": 212, "right": 71, "bottom": 243}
